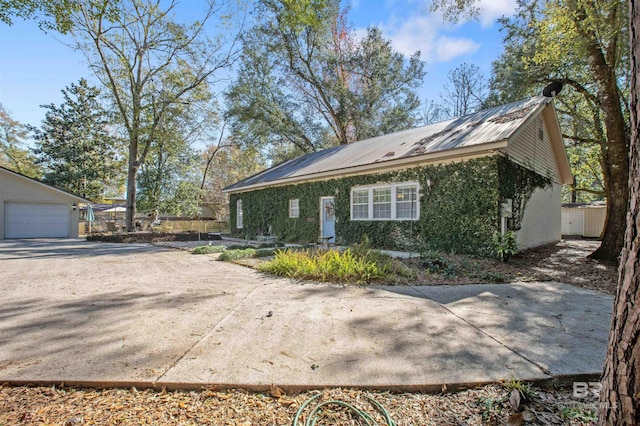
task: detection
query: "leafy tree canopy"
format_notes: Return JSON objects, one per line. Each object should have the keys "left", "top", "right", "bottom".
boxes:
{"left": 226, "top": 0, "right": 425, "bottom": 162}
{"left": 0, "top": 103, "right": 41, "bottom": 177}
{"left": 30, "top": 78, "right": 123, "bottom": 201}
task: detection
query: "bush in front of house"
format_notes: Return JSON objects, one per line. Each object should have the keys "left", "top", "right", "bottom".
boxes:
{"left": 218, "top": 248, "right": 257, "bottom": 261}
{"left": 192, "top": 245, "right": 226, "bottom": 255}
{"left": 259, "top": 248, "right": 395, "bottom": 284}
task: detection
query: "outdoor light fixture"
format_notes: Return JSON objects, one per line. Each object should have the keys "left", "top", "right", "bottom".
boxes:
{"left": 72, "top": 203, "right": 77, "bottom": 211}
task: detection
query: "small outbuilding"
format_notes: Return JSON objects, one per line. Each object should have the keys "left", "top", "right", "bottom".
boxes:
{"left": 223, "top": 96, "right": 573, "bottom": 255}
{"left": 0, "top": 166, "right": 88, "bottom": 239}
{"left": 561, "top": 202, "right": 606, "bottom": 238}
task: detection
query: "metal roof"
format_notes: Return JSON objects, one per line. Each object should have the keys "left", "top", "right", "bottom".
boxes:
{"left": 224, "top": 96, "right": 554, "bottom": 193}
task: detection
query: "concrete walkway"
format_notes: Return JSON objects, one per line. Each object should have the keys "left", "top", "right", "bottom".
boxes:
{"left": 0, "top": 240, "right": 613, "bottom": 391}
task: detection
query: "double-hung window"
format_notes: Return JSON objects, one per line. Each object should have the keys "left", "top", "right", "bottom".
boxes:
{"left": 236, "top": 199, "right": 243, "bottom": 229}
{"left": 395, "top": 185, "right": 418, "bottom": 219}
{"left": 351, "top": 182, "right": 419, "bottom": 221}
{"left": 289, "top": 199, "right": 300, "bottom": 218}
{"left": 351, "top": 189, "right": 369, "bottom": 219}
{"left": 372, "top": 188, "right": 392, "bottom": 219}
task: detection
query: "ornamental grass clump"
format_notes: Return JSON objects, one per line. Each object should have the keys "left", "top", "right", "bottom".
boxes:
{"left": 218, "top": 248, "right": 257, "bottom": 261}
{"left": 259, "top": 248, "right": 394, "bottom": 284}
{"left": 192, "top": 245, "right": 225, "bottom": 255}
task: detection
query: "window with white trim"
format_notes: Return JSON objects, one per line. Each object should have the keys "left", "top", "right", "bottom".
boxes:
{"left": 236, "top": 199, "right": 243, "bottom": 229}
{"left": 351, "top": 182, "right": 419, "bottom": 221}
{"left": 289, "top": 199, "right": 300, "bottom": 218}
{"left": 373, "top": 187, "right": 391, "bottom": 219}
{"left": 351, "top": 189, "right": 369, "bottom": 219}
{"left": 395, "top": 185, "right": 418, "bottom": 219}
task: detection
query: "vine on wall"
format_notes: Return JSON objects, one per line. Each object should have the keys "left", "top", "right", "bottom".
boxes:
{"left": 229, "top": 156, "right": 550, "bottom": 255}
{"left": 498, "top": 156, "right": 553, "bottom": 230}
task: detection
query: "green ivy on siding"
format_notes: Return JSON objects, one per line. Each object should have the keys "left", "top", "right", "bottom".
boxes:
{"left": 229, "top": 156, "right": 550, "bottom": 256}
{"left": 498, "top": 156, "right": 553, "bottom": 230}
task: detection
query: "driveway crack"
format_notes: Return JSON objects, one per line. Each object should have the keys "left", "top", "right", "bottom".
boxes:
{"left": 411, "top": 286, "right": 552, "bottom": 376}
{"left": 154, "top": 285, "right": 262, "bottom": 383}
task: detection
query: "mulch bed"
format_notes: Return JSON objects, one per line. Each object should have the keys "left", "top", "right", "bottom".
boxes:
{"left": 87, "top": 231, "right": 223, "bottom": 244}
{"left": 0, "top": 384, "right": 599, "bottom": 425}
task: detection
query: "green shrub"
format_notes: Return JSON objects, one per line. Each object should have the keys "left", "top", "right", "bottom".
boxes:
{"left": 492, "top": 231, "right": 518, "bottom": 262}
{"left": 227, "top": 244, "right": 254, "bottom": 250}
{"left": 259, "top": 248, "right": 394, "bottom": 283}
{"left": 192, "top": 245, "right": 225, "bottom": 255}
{"left": 256, "top": 248, "right": 277, "bottom": 257}
{"left": 218, "top": 248, "right": 257, "bottom": 261}
{"left": 421, "top": 251, "right": 456, "bottom": 276}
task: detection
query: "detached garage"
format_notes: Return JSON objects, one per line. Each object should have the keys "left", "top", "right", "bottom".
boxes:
{"left": 0, "top": 166, "right": 88, "bottom": 239}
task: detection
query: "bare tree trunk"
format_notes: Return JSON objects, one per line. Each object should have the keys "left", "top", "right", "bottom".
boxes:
{"left": 125, "top": 141, "right": 139, "bottom": 233}
{"left": 598, "top": 2, "right": 640, "bottom": 423}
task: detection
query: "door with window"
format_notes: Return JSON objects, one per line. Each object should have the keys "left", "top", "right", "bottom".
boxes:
{"left": 320, "top": 197, "right": 335, "bottom": 241}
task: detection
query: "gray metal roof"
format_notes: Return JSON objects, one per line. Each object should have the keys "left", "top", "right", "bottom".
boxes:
{"left": 224, "top": 96, "right": 553, "bottom": 192}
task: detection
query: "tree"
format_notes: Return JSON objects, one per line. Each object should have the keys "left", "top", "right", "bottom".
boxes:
{"left": 69, "top": 0, "right": 240, "bottom": 231}
{"left": 201, "top": 142, "right": 266, "bottom": 220}
{"left": 441, "top": 62, "right": 487, "bottom": 117}
{"left": 30, "top": 79, "right": 122, "bottom": 200}
{"left": 432, "top": 2, "right": 639, "bottom": 423}
{"left": 419, "top": 62, "right": 488, "bottom": 125}
{"left": 478, "top": 0, "right": 629, "bottom": 261}
{"left": 137, "top": 118, "right": 204, "bottom": 219}
{"left": 598, "top": 3, "right": 640, "bottom": 423}
{"left": 0, "top": 104, "right": 40, "bottom": 177}
{"left": 0, "top": 0, "right": 79, "bottom": 32}
{"left": 226, "top": 0, "right": 424, "bottom": 158}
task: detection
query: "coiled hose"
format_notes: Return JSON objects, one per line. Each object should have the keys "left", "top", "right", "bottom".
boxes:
{"left": 292, "top": 393, "right": 397, "bottom": 426}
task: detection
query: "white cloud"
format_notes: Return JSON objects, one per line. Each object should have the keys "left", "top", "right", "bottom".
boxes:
{"left": 475, "top": 0, "right": 517, "bottom": 27}
{"left": 377, "top": 15, "right": 479, "bottom": 63}
{"left": 434, "top": 37, "right": 480, "bottom": 62}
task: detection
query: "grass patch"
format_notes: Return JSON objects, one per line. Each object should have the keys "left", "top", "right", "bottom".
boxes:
{"left": 501, "top": 378, "right": 537, "bottom": 400}
{"left": 218, "top": 248, "right": 257, "bottom": 261}
{"left": 192, "top": 245, "right": 226, "bottom": 255}
{"left": 258, "top": 248, "right": 397, "bottom": 284}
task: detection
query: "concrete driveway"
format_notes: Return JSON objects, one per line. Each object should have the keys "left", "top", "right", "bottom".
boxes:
{"left": 0, "top": 239, "right": 613, "bottom": 390}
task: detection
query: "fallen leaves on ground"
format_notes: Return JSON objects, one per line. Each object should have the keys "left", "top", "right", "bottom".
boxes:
{"left": 0, "top": 384, "right": 598, "bottom": 425}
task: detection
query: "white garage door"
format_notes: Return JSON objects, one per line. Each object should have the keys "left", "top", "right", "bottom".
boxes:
{"left": 4, "top": 202, "right": 70, "bottom": 238}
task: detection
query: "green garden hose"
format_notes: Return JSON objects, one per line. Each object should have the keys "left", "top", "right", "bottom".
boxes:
{"left": 292, "top": 393, "right": 397, "bottom": 426}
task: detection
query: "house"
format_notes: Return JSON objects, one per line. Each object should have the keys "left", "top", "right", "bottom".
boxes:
{"left": 0, "top": 166, "right": 88, "bottom": 239}
{"left": 222, "top": 96, "right": 573, "bottom": 255}
{"left": 562, "top": 202, "right": 606, "bottom": 238}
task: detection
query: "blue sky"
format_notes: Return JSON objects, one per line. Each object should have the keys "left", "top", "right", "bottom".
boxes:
{"left": 0, "top": 0, "right": 515, "bottom": 134}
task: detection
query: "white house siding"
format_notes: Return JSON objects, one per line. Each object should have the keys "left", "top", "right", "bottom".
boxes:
{"left": 506, "top": 115, "right": 561, "bottom": 184}
{"left": 516, "top": 183, "right": 563, "bottom": 250}
{"left": 0, "top": 170, "right": 81, "bottom": 239}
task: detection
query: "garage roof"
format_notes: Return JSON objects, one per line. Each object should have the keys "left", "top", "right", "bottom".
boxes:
{"left": 0, "top": 166, "right": 90, "bottom": 203}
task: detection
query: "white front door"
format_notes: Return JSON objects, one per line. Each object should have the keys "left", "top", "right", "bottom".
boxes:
{"left": 320, "top": 197, "right": 335, "bottom": 241}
